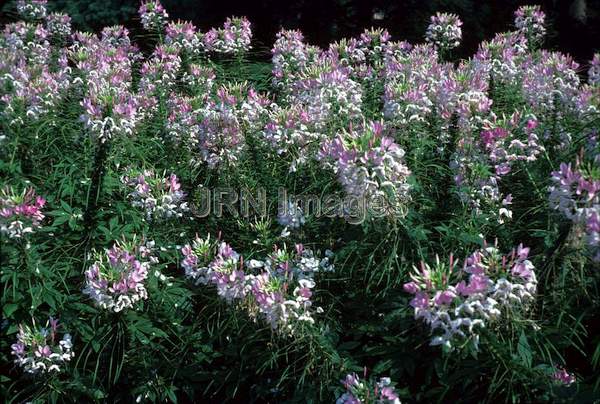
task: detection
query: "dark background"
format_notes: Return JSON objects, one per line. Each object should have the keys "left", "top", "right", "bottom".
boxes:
{"left": 2, "top": 0, "right": 599, "bottom": 64}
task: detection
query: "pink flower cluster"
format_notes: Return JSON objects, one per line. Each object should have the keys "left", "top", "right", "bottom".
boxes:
{"left": 181, "top": 236, "right": 334, "bottom": 332}
{"left": 549, "top": 154, "right": 600, "bottom": 261}
{"left": 11, "top": 317, "right": 74, "bottom": 374}
{"left": 83, "top": 240, "right": 157, "bottom": 312}
{"left": 336, "top": 372, "right": 401, "bottom": 404}
{"left": 45, "top": 12, "right": 71, "bottom": 40}
{"left": 194, "top": 84, "right": 270, "bottom": 169}
{"left": 552, "top": 367, "right": 576, "bottom": 385}
{"left": 319, "top": 121, "right": 411, "bottom": 215}
{"left": 202, "top": 17, "right": 252, "bottom": 54}
{"left": 451, "top": 114, "right": 543, "bottom": 221}
{"left": 1, "top": 21, "right": 71, "bottom": 125}
{"left": 404, "top": 243, "right": 537, "bottom": 350}
{"left": 271, "top": 29, "right": 318, "bottom": 89}
{"left": 139, "top": 1, "right": 169, "bottom": 32}
{"left": 0, "top": 187, "right": 45, "bottom": 239}
{"left": 121, "top": 169, "right": 189, "bottom": 221}
{"left": 514, "top": 5, "right": 546, "bottom": 46}
{"left": 73, "top": 26, "right": 141, "bottom": 140}
{"left": 425, "top": 12, "right": 463, "bottom": 51}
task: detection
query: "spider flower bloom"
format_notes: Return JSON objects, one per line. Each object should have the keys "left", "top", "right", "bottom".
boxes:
{"left": 319, "top": 121, "right": 411, "bottom": 216}
{"left": 552, "top": 367, "right": 576, "bottom": 385}
{"left": 202, "top": 17, "right": 252, "bottom": 54}
{"left": 121, "top": 169, "right": 189, "bottom": 221}
{"left": 425, "top": 12, "right": 462, "bottom": 52}
{"left": 139, "top": 1, "right": 169, "bottom": 32}
{"left": 549, "top": 154, "right": 600, "bottom": 261}
{"left": 271, "top": 29, "right": 314, "bottom": 89}
{"left": 0, "top": 187, "right": 45, "bottom": 239}
{"left": 11, "top": 317, "right": 74, "bottom": 374}
{"left": 45, "top": 13, "right": 72, "bottom": 40}
{"left": 182, "top": 236, "right": 333, "bottom": 332}
{"left": 336, "top": 373, "right": 401, "bottom": 404}
{"left": 404, "top": 244, "right": 537, "bottom": 351}
{"left": 16, "top": 0, "right": 47, "bottom": 20}
{"left": 83, "top": 240, "right": 156, "bottom": 312}
{"left": 514, "top": 5, "right": 546, "bottom": 45}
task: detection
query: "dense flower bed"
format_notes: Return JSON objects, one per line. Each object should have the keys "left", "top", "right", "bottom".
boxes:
{"left": 0, "top": 1, "right": 598, "bottom": 402}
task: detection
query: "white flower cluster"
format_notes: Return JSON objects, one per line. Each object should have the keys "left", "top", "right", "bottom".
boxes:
{"left": 425, "top": 12, "right": 462, "bottom": 51}
{"left": 83, "top": 241, "right": 157, "bottom": 313}
{"left": 11, "top": 318, "right": 74, "bottom": 374}
{"left": 121, "top": 170, "right": 189, "bottom": 221}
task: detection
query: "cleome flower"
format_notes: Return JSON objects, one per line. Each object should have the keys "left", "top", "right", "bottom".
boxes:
{"left": 514, "top": 5, "right": 546, "bottom": 46}
{"left": 139, "top": 0, "right": 169, "bottom": 32}
{"left": 181, "top": 235, "right": 333, "bottom": 332}
{"left": 404, "top": 242, "right": 537, "bottom": 351}
{"left": 336, "top": 371, "right": 401, "bottom": 404}
{"left": 83, "top": 239, "right": 157, "bottom": 312}
{"left": 549, "top": 151, "right": 600, "bottom": 262}
{"left": 11, "top": 317, "right": 74, "bottom": 374}
{"left": 0, "top": 186, "right": 45, "bottom": 239}
{"left": 425, "top": 12, "right": 462, "bottom": 52}
{"left": 319, "top": 121, "right": 411, "bottom": 217}
{"left": 121, "top": 169, "right": 189, "bottom": 221}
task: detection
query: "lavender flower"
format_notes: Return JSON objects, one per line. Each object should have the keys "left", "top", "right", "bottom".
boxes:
{"left": 139, "top": 1, "right": 169, "bottom": 32}
{"left": 182, "top": 236, "right": 333, "bottom": 332}
{"left": 404, "top": 243, "right": 537, "bottom": 351}
{"left": 83, "top": 240, "right": 157, "bottom": 312}
{"left": 0, "top": 187, "right": 45, "bottom": 239}
{"left": 319, "top": 121, "right": 411, "bottom": 216}
{"left": 425, "top": 12, "right": 462, "bottom": 52}
{"left": 552, "top": 367, "right": 576, "bottom": 385}
{"left": 121, "top": 169, "right": 189, "bottom": 221}
{"left": 45, "top": 13, "right": 72, "bottom": 40}
{"left": 202, "top": 17, "right": 252, "bottom": 54}
{"left": 514, "top": 5, "right": 546, "bottom": 46}
{"left": 336, "top": 372, "right": 401, "bottom": 404}
{"left": 11, "top": 317, "right": 74, "bottom": 374}
{"left": 549, "top": 155, "right": 600, "bottom": 261}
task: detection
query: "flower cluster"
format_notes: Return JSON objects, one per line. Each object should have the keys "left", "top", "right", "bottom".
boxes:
{"left": 425, "top": 12, "right": 462, "bottom": 52}
{"left": 181, "top": 236, "right": 334, "bottom": 332}
{"left": 121, "top": 170, "right": 189, "bottom": 221}
{"left": 0, "top": 187, "right": 45, "bottom": 239}
{"left": 404, "top": 243, "right": 537, "bottom": 350}
{"left": 202, "top": 17, "right": 252, "bottom": 54}
{"left": 16, "top": 0, "right": 47, "bottom": 20}
{"left": 451, "top": 114, "right": 543, "bottom": 221}
{"left": 11, "top": 317, "right": 74, "bottom": 374}
{"left": 271, "top": 29, "right": 316, "bottom": 89}
{"left": 290, "top": 66, "right": 363, "bottom": 130}
{"left": 45, "top": 12, "right": 71, "bottom": 40}
{"left": 319, "top": 121, "right": 411, "bottom": 216}
{"left": 514, "top": 5, "right": 546, "bottom": 46}
{"left": 336, "top": 372, "right": 401, "bottom": 404}
{"left": 194, "top": 84, "right": 270, "bottom": 169}
{"left": 83, "top": 240, "right": 157, "bottom": 312}
{"left": 0, "top": 20, "right": 72, "bottom": 125}
{"left": 552, "top": 367, "right": 576, "bottom": 385}
{"left": 549, "top": 154, "right": 600, "bottom": 261}
{"left": 139, "top": 1, "right": 169, "bottom": 32}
